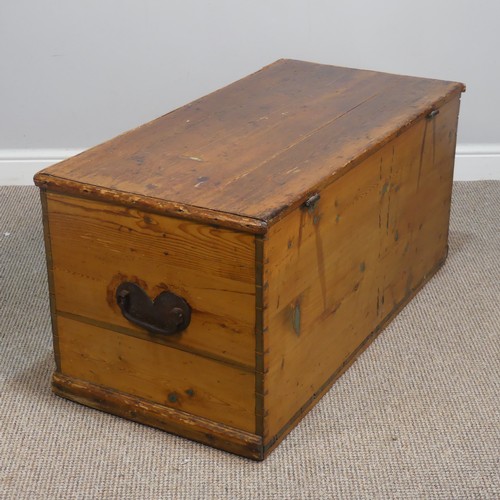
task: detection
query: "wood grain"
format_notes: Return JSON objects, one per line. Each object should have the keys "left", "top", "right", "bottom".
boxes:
{"left": 53, "top": 372, "right": 264, "bottom": 460}
{"left": 46, "top": 193, "right": 256, "bottom": 367}
{"left": 261, "top": 253, "right": 447, "bottom": 458}
{"left": 35, "top": 60, "right": 464, "bottom": 459}
{"left": 39, "top": 190, "right": 61, "bottom": 370}
{"left": 260, "top": 96, "right": 461, "bottom": 442}
{"left": 57, "top": 316, "right": 256, "bottom": 432}
{"left": 34, "top": 59, "right": 464, "bottom": 233}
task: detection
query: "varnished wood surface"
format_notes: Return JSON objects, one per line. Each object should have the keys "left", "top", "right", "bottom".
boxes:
{"left": 36, "top": 62, "right": 464, "bottom": 459}
{"left": 261, "top": 254, "right": 447, "bottom": 458}
{"left": 52, "top": 372, "right": 264, "bottom": 460}
{"left": 260, "top": 96, "right": 461, "bottom": 442}
{"left": 46, "top": 192, "right": 256, "bottom": 368}
{"left": 39, "top": 191, "right": 61, "bottom": 370}
{"left": 34, "top": 59, "right": 464, "bottom": 233}
{"left": 57, "top": 316, "right": 256, "bottom": 432}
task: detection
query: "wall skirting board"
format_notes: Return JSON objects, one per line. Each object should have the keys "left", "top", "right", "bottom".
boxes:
{"left": 452, "top": 144, "right": 500, "bottom": 181}
{"left": 0, "top": 145, "right": 499, "bottom": 185}
{"left": 0, "top": 149, "right": 82, "bottom": 185}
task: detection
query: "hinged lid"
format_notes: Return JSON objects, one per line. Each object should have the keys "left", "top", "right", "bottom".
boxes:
{"left": 34, "top": 59, "right": 464, "bottom": 233}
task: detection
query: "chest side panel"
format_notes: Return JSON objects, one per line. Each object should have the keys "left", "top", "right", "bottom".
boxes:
{"left": 45, "top": 193, "right": 256, "bottom": 368}
{"left": 261, "top": 96, "right": 461, "bottom": 445}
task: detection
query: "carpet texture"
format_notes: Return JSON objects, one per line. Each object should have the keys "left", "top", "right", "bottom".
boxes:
{"left": 0, "top": 183, "right": 499, "bottom": 499}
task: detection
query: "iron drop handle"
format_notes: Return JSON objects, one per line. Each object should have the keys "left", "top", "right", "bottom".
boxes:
{"left": 116, "top": 282, "right": 191, "bottom": 335}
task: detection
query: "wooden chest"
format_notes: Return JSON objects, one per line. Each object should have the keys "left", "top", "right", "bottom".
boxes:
{"left": 34, "top": 59, "right": 464, "bottom": 460}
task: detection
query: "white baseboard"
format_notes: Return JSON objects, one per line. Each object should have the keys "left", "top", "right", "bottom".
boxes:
{"left": 453, "top": 144, "right": 500, "bottom": 181}
{"left": 0, "top": 144, "right": 499, "bottom": 185}
{"left": 0, "top": 149, "right": 82, "bottom": 185}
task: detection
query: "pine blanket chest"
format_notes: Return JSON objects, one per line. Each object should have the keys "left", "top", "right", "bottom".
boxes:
{"left": 34, "top": 59, "right": 465, "bottom": 460}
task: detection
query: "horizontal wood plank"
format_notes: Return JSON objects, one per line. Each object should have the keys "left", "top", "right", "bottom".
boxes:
{"left": 53, "top": 372, "right": 264, "bottom": 460}
{"left": 57, "top": 316, "right": 256, "bottom": 433}
{"left": 46, "top": 193, "right": 256, "bottom": 367}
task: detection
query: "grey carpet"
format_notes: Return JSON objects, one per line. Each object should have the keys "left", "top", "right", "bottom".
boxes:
{"left": 0, "top": 183, "right": 499, "bottom": 500}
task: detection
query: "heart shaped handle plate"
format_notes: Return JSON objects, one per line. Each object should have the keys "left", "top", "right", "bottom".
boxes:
{"left": 115, "top": 282, "right": 191, "bottom": 335}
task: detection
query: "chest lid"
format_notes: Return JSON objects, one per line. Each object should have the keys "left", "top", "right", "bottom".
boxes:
{"left": 34, "top": 59, "right": 464, "bottom": 234}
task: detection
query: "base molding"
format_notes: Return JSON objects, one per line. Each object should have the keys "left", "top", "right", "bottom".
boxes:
{"left": 52, "top": 372, "right": 264, "bottom": 460}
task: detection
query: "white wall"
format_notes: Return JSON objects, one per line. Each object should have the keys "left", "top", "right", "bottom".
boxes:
{"left": 1, "top": 0, "right": 499, "bottom": 183}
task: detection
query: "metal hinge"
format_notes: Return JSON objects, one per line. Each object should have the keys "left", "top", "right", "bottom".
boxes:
{"left": 427, "top": 109, "right": 440, "bottom": 120}
{"left": 303, "top": 192, "right": 320, "bottom": 210}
